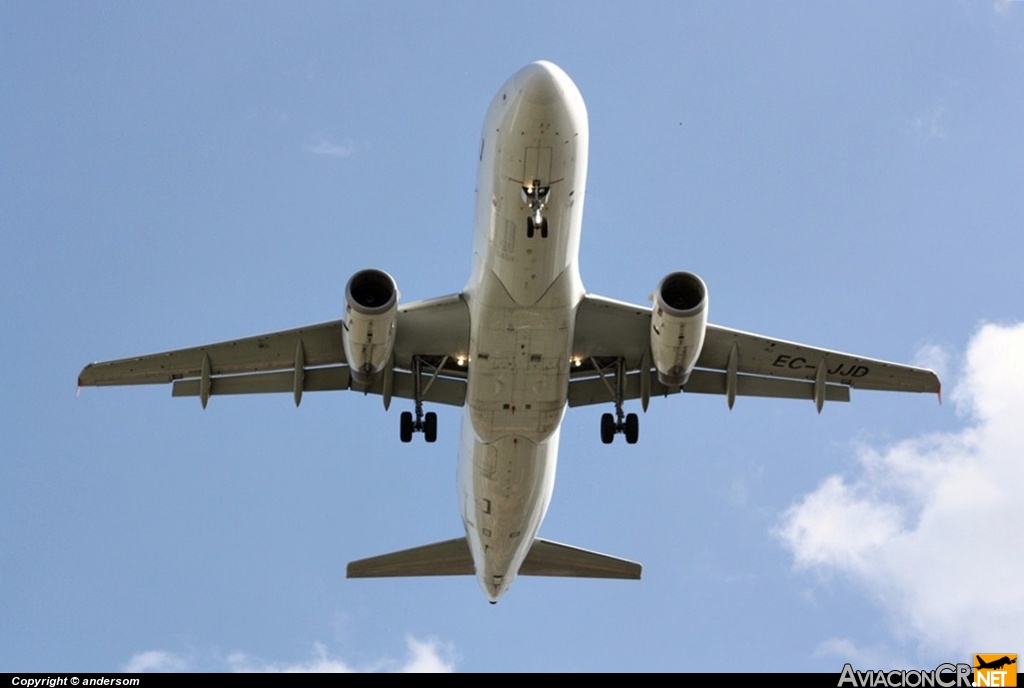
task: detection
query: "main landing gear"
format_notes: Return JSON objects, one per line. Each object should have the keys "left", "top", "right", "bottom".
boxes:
{"left": 601, "top": 410, "right": 639, "bottom": 445}
{"left": 400, "top": 409, "right": 437, "bottom": 443}
{"left": 399, "top": 355, "right": 447, "bottom": 443}
{"left": 590, "top": 357, "right": 640, "bottom": 445}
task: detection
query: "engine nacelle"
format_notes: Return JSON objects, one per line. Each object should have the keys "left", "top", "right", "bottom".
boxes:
{"left": 343, "top": 268, "right": 398, "bottom": 385}
{"left": 651, "top": 271, "right": 709, "bottom": 387}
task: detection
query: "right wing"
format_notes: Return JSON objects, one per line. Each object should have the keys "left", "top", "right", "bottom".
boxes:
{"left": 569, "top": 294, "right": 940, "bottom": 410}
{"left": 79, "top": 293, "right": 471, "bottom": 407}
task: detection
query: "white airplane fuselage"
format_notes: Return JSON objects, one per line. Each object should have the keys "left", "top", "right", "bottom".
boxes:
{"left": 458, "top": 62, "right": 588, "bottom": 601}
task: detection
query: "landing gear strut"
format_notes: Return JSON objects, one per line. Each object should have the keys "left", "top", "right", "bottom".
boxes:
{"left": 399, "top": 355, "right": 445, "bottom": 443}
{"left": 591, "top": 357, "right": 640, "bottom": 445}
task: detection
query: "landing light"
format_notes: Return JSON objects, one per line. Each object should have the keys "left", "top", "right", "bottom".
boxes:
{"left": 571, "top": 356, "right": 582, "bottom": 368}
{"left": 456, "top": 356, "right": 467, "bottom": 367}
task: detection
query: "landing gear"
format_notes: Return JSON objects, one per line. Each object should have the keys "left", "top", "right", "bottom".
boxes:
{"left": 590, "top": 357, "right": 641, "bottom": 445}
{"left": 400, "top": 411, "right": 414, "bottom": 443}
{"left": 600, "top": 413, "right": 615, "bottom": 444}
{"left": 399, "top": 355, "right": 447, "bottom": 443}
{"left": 624, "top": 412, "right": 639, "bottom": 445}
{"left": 600, "top": 410, "right": 639, "bottom": 444}
{"left": 399, "top": 409, "right": 437, "bottom": 443}
{"left": 521, "top": 179, "right": 550, "bottom": 239}
{"left": 424, "top": 411, "right": 438, "bottom": 443}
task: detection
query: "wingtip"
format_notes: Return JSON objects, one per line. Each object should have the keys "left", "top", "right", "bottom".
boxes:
{"left": 78, "top": 363, "right": 95, "bottom": 388}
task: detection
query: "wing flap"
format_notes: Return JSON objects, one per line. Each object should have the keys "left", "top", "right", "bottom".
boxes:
{"left": 346, "top": 538, "right": 474, "bottom": 578}
{"left": 172, "top": 366, "right": 351, "bottom": 397}
{"left": 567, "top": 369, "right": 850, "bottom": 407}
{"left": 520, "top": 539, "right": 642, "bottom": 579}
{"left": 171, "top": 367, "right": 466, "bottom": 406}
{"left": 684, "top": 369, "right": 851, "bottom": 402}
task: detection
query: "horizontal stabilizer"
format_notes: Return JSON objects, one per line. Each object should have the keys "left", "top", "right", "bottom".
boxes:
{"left": 347, "top": 537, "right": 641, "bottom": 580}
{"left": 347, "top": 538, "right": 473, "bottom": 578}
{"left": 520, "top": 539, "right": 642, "bottom": 579}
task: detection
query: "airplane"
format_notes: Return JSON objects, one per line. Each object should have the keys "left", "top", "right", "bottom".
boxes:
{"left": 975, "top": 656, "right": 1016, "bottom": 671}
{"left": 79, "top": 61, "right": 941, "bottom": 603}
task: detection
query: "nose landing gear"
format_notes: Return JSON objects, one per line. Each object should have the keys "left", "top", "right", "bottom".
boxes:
{"left": 516, "top": 177, "right": 558, "bottom": 239}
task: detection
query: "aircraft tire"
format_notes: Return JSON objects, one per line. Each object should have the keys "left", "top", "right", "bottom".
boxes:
{"left": 600, "top": 413, "right": 615, "bottom": 444}
{"left": 400, "top": 411, "right": 414, "bottom": 443}
{"left": 526, "top": 217, "right": 535, "bottom": 238}
{"left": 625, "top": 413, "right": 639, "bottom": 445}
{"left": 540, "top": 217, "right": 548, "bottom": 238}
{"left": 424, "top": 412, "right": 438, "bottom": 443}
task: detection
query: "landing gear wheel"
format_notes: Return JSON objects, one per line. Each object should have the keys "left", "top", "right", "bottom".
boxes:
{"left": 600, "top": 413, "right": 616, "bottom": 444}
{"left": 539, "top": 217, "right": 548, "bottom": 238}
{"left": 526, "top": 217, "right": 535, "bottom": 238}
{"left": 424, "top": 411, "right": 438, "bottom": 443}
{"left": 400, "top": 411, "right": 413, "bottom": 443}
{"left": 624, "top": 413, "right": 639, "bottom": 445}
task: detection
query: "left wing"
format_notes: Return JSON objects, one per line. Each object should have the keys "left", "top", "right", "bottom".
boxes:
{"left": 569, "top": 294, "right": 940, "bottom": 410}
{"left": 79, "top": 293, "right": 471, "bottom": 408}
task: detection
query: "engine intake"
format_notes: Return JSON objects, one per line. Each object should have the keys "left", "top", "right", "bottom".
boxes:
{"left": 344, "top": 269, "right": 399, "bottom": 384}
{"left": 651, "top": 271, "right": 708, "bottom": 387}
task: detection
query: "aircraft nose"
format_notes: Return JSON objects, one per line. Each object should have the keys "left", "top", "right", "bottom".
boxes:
{"left": 515, "top": 61, "right": 566, "bottom": 105}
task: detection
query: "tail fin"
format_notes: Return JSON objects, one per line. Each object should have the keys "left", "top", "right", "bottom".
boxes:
{"left": 347, "top": 537, "right": 641, "bottom": 580}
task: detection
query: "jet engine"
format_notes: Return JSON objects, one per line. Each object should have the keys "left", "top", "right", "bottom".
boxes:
{"left": 343, "top": 268, "right": 398, "bottom": 384}
{"left": 650, "top": 271, "right": 708, "bottom": 387}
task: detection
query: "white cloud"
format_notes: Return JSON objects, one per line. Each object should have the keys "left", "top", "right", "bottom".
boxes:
{"left": 777, "top": 322, "right": 1024, "bottom": 658}
{"left": 815, "top": 637, "right": 911, "bottom": 670}
{"left": 994, "top": 0, "right": 1015, "bottom": 17}
{"left": 124, "top": 636, "right": 456, "bottom": 673}
{"left": 400, "top": 637, "right": 459, "bottom": 673}
{"left": 912, "top": 343, "right": 951, "bottom": 390}
{"left": 123, "top": 650, "right": 189, "bottom": 673}
{"left": 305, "top": 134, "right": 356, "bottom": 158}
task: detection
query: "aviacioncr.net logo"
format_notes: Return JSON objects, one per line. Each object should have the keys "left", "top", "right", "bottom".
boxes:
{"left": 838, "top": 663, "right": 973, "bottom": 687}
{"left": 974, "top": 654, "right": 1017, "bottom": 688}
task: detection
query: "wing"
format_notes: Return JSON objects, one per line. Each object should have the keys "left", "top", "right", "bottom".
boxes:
{"left": 569, "top": 294, "right": 940, "bottom": 410}
{"left": 79, "top": 293, "right": 471, "bottom": 408}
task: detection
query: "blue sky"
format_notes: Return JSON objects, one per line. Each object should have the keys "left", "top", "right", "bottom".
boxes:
{"left": 2, "top": 1, "right": 1022, "bottom": 672}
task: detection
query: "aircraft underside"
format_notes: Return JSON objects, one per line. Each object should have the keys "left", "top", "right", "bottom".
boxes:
{"left": 79, "top": 61, "right": 940, "bottom": 603}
